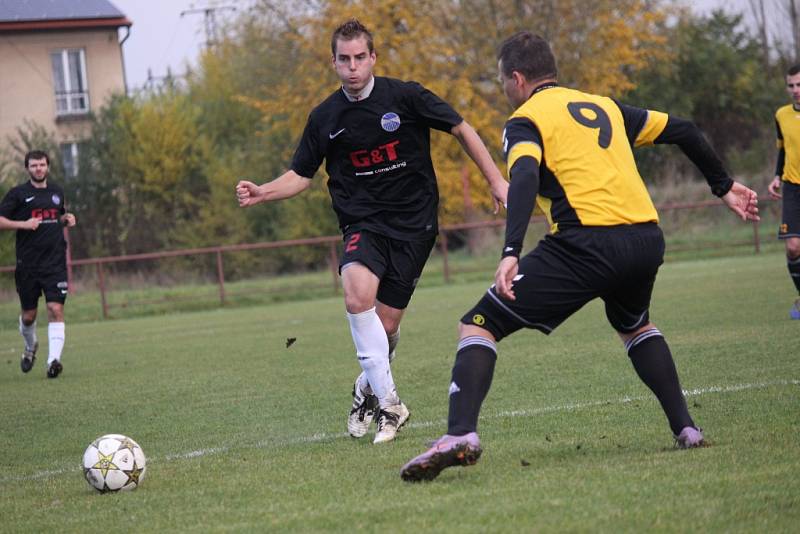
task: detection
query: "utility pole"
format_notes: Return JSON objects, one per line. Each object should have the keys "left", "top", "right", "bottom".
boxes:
{"left": 180, "top": 4, "right": 236, "bottom": 49}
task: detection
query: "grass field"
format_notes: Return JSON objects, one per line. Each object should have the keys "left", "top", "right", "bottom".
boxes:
{"left": 0, "top": 252, "right": 798, "bottom": 532}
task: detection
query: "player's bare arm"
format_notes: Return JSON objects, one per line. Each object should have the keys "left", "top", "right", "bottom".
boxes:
{"left": 450, "top": 120, "right": 509, "bottom": 212}
{"left": 768, "top": 176, "right": 782, "bottom": 199}
{"left": 722, "top": 181, "right": 760, "bottom": 222}
{"left": 61, "top": 213, "right": 76, "bottom": 227}
{"left": 0, "top": 215, "right": 41, "bottom": 231}
{"left": 236, "top": 170, "right": 312, "bottom": 208}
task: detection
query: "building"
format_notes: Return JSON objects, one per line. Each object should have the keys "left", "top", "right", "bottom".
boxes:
{"left": 0, "top": 0, "right": 131, "bottom": 176}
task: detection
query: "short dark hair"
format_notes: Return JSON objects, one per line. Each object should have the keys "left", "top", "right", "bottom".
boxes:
{"left": 24, "top": 150, "right": 49, "bottom": 167}
{"left": 787, "top": 64, "right": 800, "bottom": 76}
{"left": 497, "top": 32, "right": 557, "bottom": 82}
{"left": 331, "top": 18, "right": 374, "bottom": 56}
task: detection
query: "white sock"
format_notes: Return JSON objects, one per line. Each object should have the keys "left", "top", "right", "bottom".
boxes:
{"left": 48, "top": 322, "right": 65, "bottom": 364}
{"left": 358, "top": 329, "right": 400, "bottom": 396}
{"left": 347, "top": 308, "right": 399, "bottom": 407}
{"left": 19, "top": 316, "right": 37, "bottom": 350}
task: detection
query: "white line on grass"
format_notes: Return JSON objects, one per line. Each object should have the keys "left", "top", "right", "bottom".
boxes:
{"left": 3, "top": 378, "right": 797, "bottom": 485}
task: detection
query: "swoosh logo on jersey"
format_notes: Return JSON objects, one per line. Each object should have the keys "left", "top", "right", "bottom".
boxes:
{"left": 25, "top": 196, "right": 35, "bottom": 203}
{"left": 329, "top": 128, "right": 346, "bottom": 139}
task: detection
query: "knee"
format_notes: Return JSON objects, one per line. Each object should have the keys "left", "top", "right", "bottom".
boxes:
{"left": 344, "top": 293, "right": 374, "bottom": 314}
{"left": 46, "top": 303, "right": 64, "bottom": 322}
{"left": 20, "top": 310, "right": 37, "bottom": 326}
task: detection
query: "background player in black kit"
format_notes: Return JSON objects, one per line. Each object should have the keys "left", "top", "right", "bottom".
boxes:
{"left": 400, "top": 32, "right": 760, "bottom": 482}
{"left": 237, "top": 19, "right": 507, "bottom": 443}
{"left": 0, "top": 150, "right": 76, "bottom": 378}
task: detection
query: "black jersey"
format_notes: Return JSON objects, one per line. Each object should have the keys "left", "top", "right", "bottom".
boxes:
{"left": 290, "top": 76, "right": 463, "bottom": 241}
{"left": 0, "top": 181, "right": 67, "bottom": 273}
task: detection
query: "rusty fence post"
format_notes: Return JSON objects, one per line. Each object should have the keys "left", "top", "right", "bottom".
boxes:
{"left": 96, "top": 263, "right": 108, "bottom": 319}
{"left": 439, "top": 230, "right": 450, "bottom": 284}
{"left": 752, "top": 219, "right": 760, "bottom": 254}
{"left": 216, "top": 250, "right": 226, "bottom": 305}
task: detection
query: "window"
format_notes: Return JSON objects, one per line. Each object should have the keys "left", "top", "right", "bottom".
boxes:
{"left": 60, "top": 142, "right": 79, "bottom": 178}
{"left": 51, "top": 49, "right": 89, "bottom": 115}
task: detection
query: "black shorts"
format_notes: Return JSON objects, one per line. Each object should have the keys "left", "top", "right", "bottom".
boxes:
{"left": 461, "top": 223, "right": 665, "bottom": 340}
{"left": 779, "top": 181, "right": 800, "bottom": 239}
{"left": 15, "top": 268, "right": 68, "bottom": 310}
{"left": 340, "top": 229, "right": 435, "bottom": 309}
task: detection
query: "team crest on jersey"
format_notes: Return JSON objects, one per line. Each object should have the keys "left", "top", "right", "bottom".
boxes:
{"left": 51, "top": 194, "right": 61, "bottom": 205}
{"left": 380, "top": 112, "right": 401, "bottom": 132}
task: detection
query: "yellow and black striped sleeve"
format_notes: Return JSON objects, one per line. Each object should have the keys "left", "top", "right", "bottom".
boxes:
{"left": 614, "top": 101, "right": 669, "bottom": 147}
{"left": 776, "top": 119, "right": 786, "bottom": 177}
{"left": 616, "top": 101, "right": 733, "bottom": 197}
{"left": 501, "top": 117, "right": 541, "bottom": 258}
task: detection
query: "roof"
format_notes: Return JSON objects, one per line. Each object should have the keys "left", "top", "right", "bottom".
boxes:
{"left": 0, "top": 0, "right": 131, "bottom": 31}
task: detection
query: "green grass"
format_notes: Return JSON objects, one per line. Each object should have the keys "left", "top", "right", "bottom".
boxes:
{"left": 0, "top": 252, "right": 798, "bottom": 532}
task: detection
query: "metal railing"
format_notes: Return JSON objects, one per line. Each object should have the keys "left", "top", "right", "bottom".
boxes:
{"left": 0, "top": 198, "right": 778, "bottom": 319}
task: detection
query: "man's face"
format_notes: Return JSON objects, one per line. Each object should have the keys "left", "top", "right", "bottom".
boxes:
{"left": 332, "top": 36, "right": 376, "bottom": 95}
{"left": 498, "top": 60, "right": 525, "bottom": 109}
{"left": 26, "top": 157, "right": 49, "bottom": 183}
{"left": 787, "top": 73, "right": 800, "bottom": 106}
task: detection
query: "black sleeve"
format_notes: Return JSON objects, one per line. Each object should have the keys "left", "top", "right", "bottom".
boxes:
{"left": 502, "top": 157, "right": 540, "bottom": 259}
{"left": 0, "top": 187, "right": 20, "bottom": 219}
{"left": 289, "top": 113, "right": 324, "bottom": 179}
{"left": 653, "top": 116, "right": 734, "bottom": 197}
{"left": 406, "top": 82, "right": 463, "bottom": 133}
{"left": 775, "top": 120, "right": 785, "bottom": 177}
{"left": 613, "top": 100, "right": 649, "bottom": 146}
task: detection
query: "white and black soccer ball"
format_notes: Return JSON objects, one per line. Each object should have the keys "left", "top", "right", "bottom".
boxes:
{"left": 82, "top": 434, "right": 146, "bottom": 492}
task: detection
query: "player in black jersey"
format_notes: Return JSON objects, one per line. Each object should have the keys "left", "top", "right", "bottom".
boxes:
{"left": 0, "top": 150, "right": 77, "bottom": 378}
{"left": 768, "top": 64, "right": 800, "bottom": 319}
{"left": 236, "top": 19, "right": 507, "bottom": 443}
{"left": 401, "top": 32, "right": 760, "bottom": 482}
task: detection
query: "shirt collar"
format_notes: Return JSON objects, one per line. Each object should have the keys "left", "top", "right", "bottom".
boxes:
{"left": 342, "top": 76, "right": 375, "bottom": 102}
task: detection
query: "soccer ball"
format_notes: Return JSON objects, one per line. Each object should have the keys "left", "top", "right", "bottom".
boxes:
{"left": 82, "top": 434, "right": 146, "bottom": 492}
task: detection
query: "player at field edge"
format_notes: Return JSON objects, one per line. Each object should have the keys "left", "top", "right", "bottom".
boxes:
{"left": 400, "top": 32, "right": 760, "bottom": 482}
{"left": 0, "top": 150, "right": 77, "bottom": 378}
{"left": 768, "top": 64, "right": 800, "bottom": 320}
{"left": 236, "top": 19, "right": 508, "bottom": 444}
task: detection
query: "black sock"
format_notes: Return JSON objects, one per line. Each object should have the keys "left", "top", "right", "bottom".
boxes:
{"left": 788, "top": 256, "right": 800, "bottom": 294}
{"left": 447, "top": 337, "right": 497, "bottom": 436}
{"left": 626, "top": 329, "right": 694, "bottom": 435}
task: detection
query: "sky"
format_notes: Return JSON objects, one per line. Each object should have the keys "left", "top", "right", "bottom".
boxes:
{"left": 110, "top": 0, "right": 749, "bottom": 92}
{"left": 109, "top": 0, "right": 241, "bottom": 91}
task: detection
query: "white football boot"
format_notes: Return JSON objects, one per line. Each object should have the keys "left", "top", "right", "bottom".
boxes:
{"left": 347, "top": 373, "right": 378, "bottom": 438}
{"left": 373, "top": 402, "right": 410, "bottom": 443}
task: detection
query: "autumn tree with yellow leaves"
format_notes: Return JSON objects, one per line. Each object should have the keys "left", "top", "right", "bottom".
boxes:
{"left": 244, "top": 0, "right": 670, "bottom": 226}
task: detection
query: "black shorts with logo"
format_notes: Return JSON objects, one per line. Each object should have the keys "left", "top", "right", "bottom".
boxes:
{"left": 461, "top": 223, "right": 665, "bottom": 341}
{"left": 15, "top": 268, "right": 68, "bottom": 310}
{"left": 779, "top": 181, "right": 800, "bottom": 239}
{"left": 340, "top": 229, "right": 436, "bottom": 309}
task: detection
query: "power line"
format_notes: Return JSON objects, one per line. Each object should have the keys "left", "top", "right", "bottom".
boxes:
{"left": 180, "top": 4, "right": 236, "bottom": 49}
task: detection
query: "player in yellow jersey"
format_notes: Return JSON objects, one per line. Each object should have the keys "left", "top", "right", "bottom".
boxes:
{"left": 401, "top": 32, "right": 760, "bottom": 482}
{"left": 768, "top": 64, "right": 800, "bottom": 319}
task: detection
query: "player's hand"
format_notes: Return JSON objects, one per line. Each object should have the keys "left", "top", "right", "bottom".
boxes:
{"left": 236, "top": 180, "right": 262, "bottom": 208}
{"left": 722, "top": 181, "right": 759, "bottom": 222}
{"left": 23, "top": 217, "right": 41, "bottom": 230}
{"left": 62, "top": 213, "right": 76, "bottom": 227}
{"left": 491, "top": 179, "right": 509, "bottom": 214}
{"left": 767, "top": 176, "right": 782, "bottom": 200}
{"left": 494, "top": 256, "right": 519, "bottom": 301}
